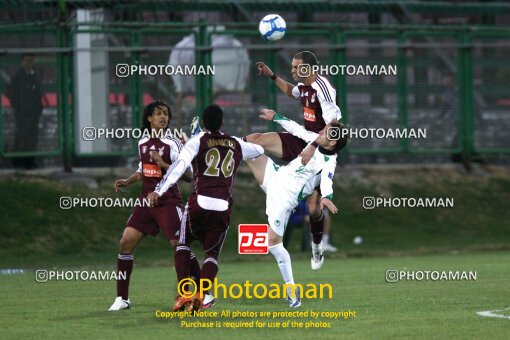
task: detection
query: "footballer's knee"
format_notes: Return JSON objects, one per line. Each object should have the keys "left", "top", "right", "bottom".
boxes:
{"left": 307, "top": 201, "right": 321, "bottom": 219}
{"left": 169, "top": 239, "right": 179, "bottom": 248}
{"left": 268, "top": 230, "right": 282, "bottom": 246}
{"left": 119, "top": 236, "right": 135, "bottom": 253}
{"left": 245, "top": 133, "right": 262, "bottom": 144}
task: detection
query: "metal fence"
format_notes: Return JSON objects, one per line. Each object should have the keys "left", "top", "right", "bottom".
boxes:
{"left": 1, "top": 22, "right": 509, "bottom": 169}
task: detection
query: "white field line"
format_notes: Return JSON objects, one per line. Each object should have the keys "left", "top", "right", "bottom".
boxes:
{"left": 477, "top": 307, "right": 510, "bottom": 319}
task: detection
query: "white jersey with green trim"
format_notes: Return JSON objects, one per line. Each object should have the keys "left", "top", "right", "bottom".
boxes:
{"left": 271, "top": 113, "right": 336, "bottom": 202}
{"left": 274, "top": 148, "right": 336, "bottom": 204}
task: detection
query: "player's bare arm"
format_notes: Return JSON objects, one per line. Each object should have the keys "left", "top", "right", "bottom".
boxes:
{"left": 256, "top": 61, "right": 294, "bottom": 97}
{"left": 114, "top": 171, "right": 143, "bottom": 192}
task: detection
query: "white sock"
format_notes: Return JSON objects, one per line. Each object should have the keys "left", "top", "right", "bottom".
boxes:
{"left": 312, "top": 240, "right": 323, "bottom": 248}
{"left": 323, "top": 234, "right": 330, "bottom": 245}
{"left": 269, "top": 243, "right": 294, "bottom": 285}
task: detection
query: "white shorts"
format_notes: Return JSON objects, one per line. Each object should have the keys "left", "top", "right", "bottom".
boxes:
{"left": 260, "top": 158, "right": 297, "bottom": 236}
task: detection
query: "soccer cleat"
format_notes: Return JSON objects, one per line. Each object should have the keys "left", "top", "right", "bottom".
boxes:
{"left": 311, "top": 241, "right": 324, "bottom": 270}
{"left": 202, "top": 293, "right": 215, "bottom": 309}
{"left": 323, "top": 242, "right": 338, "bottom": 253}
{"left": 185, "top": 293, "right": 203, "bottom": 313}
{"left": 108, "top": 296, "right": 131, "bottom": 311}
{"left": 286, "top": 286, "right": 301, "bottom": 308}
{"left": 173, "top": 295, "right": 193, "bottom": 311}
{"left": 190, "top": 116, "right": 202, "bottom": 137}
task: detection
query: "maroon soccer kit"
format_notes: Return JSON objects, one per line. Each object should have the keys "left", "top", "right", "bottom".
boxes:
{"left": 278, "top": 74, "right": 341, "bottom": 161}
{"left": 127, "top": 136, "right": 184, "bottom": 241}
{"left": 155, "top": 131, "right": 263, "bottom": 284}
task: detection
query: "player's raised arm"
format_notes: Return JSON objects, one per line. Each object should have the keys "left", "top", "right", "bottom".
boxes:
{"left": 299, "top": 80, "right": 343, "bottom": 165}
{"left": 233, "top": 137, "right": 265, "bottom": 160}
{"left": 149, "top": 134, "right": 201, "bottom": 205}
{"left": 167, "top": 137, "right": 193, "bottom": 182}
{"left": 316, "top": 77, "right": 342, "bottom": 124}
{"left": 259, "top": 108, "right": 318, "bottom": 143}
{"left": 256, "top": 61, "right": 295, "bottom": 98}
{"left": 319, "top": 156, "right": 338, "bottom": 214}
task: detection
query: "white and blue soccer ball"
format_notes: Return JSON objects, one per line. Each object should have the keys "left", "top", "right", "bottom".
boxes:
{"left": 258, "top": 14, "right": 286, "bottom": 41}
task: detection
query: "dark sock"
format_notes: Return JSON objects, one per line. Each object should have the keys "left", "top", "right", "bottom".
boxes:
{"left": 174, "top": 245, "right": 191, "bottom": 283}
{"left": 200, "top": 257, "right": 218, "bottom": 283}
{"left": 310, "top": 213, "right": 324, "bottom": 244}
{"left": 117, "top": 253, "right": 134, "bottom": 300}
{"left": 189, "top": 251, "right": 201, "bottom": 285}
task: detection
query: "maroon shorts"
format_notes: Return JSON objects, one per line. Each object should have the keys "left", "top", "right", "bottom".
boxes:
{"left": 277, "top": 132, "right": 308, "bottom": 161}
{"left": 178, "top": 196, "right": 230, "bottom": 253}
{"left": 126, "top": 202, "right": 183, "bottom": 241}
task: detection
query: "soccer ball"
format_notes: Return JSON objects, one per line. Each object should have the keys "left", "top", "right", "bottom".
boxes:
{"left": 353, "top": 236, "right": 363, "bottom": 245}
{"left": 258, "top": 14, "right": 286, "bottom": 41}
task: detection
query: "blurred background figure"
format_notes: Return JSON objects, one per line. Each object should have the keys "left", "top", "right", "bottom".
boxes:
{"left": 437, "top": 73, "right": 457, "bottom": 121}
{"left": 6, "top": 53, "right": 42, "bottom": 169}
{"left": 283, "top": 200, "right": 311, "bottom": 252}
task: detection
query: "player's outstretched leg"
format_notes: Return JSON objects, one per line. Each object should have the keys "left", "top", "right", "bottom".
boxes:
{"left": 109, "top": 227, "right": 144, "bottom": 311}
{"left": 245, "top": 154, "right": 268, "bottom": 186}
{"left": 245, "top": 132, "right": 284, "bottom": 159}
{"left": 268, "top": 228, "right": 301, "bottom": 308}
{"left": 308, "top": 192, "right": 324, "bottom": 270}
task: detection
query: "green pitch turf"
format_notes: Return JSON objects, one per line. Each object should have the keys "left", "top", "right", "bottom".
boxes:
{"left": 1, "top": 251, "right": 509, "bottom": 339}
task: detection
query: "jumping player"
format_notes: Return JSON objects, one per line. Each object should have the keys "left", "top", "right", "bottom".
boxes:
{"left": 246, "top": 109, "right": 347, "bottom": 307}
{"left": 247, "top": 51, "right": 342, "bottom": 269}
{"left": 147, "top": 104, "right": 264, "bottom": 312}
{"left": 108, "top": 100, "right": 200, "bottom": 311}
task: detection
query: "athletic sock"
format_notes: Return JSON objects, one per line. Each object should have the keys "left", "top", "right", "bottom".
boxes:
{"left": 189, "top": 251, "right": 201, "bottom": 284}
{"left": 269, "top": 243, "right": 295, "bottom": 285}
{"left": 310, "top": 212, "right": 324, "bottom": 245}
{"left": 174, "top": 245, "right": 191, "bottom": 283}
{"left": 323, "top": 234, "right": 330, "bottom": 245}
{"left": 117, "top": 253, "right": 133, "bottom": 300}
{"left": 201, "top": 257, "right": 218, "bottom": 283}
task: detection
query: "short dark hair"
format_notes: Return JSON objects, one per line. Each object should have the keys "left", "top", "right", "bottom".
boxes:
{"left": 141, "top": 100, "right": 171, "bottom": 132}
{"left": 293, "top": 51, "right": 318, "bottom": 66}
{"left": 330, "top": 122, "right": 348, "bottom": 153}
{"left": 203, "top": 104, "right": 223, "bottom": 132}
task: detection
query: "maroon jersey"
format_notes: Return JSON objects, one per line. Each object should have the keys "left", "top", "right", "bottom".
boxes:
{"left": 191, "top": 131, "right": 243, "bottom": 204}
{"left": 155, "top": 131, "right": 264, "bottom": 211}
{"left": 137, "top": 136, "right": 183, "bottom": 205}
{"left": 291, "top": 74, "right": 342, "bottom": 133}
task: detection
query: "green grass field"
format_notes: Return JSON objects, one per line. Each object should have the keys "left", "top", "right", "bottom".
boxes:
{"left": 1, "top": 169, "right": 509, "bottom": 338}
{"left": 1, "top": 252, "right": 509, "bottom": 339}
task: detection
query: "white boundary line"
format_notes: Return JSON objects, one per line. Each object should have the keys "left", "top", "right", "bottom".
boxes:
{"left": 477, "top": 307, "right": 510, "bottom": 319}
